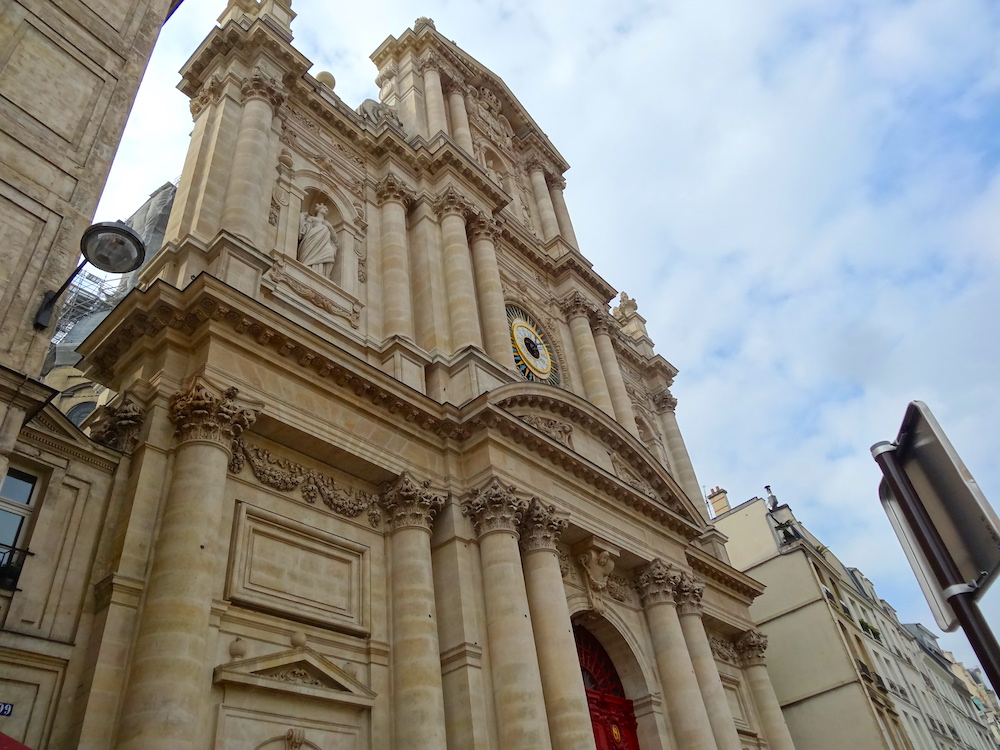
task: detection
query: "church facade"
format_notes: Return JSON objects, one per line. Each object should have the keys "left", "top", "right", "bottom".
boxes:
{"left": 0, "top": 3, "right": 798, "bottom": 749}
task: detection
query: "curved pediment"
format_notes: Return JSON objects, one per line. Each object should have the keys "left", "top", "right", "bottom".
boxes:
{"left": 485, "top": 383, "right": 706, "bottom": 531}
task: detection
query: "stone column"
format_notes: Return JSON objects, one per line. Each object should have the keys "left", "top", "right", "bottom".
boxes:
{"left": 222, "top": 70, "right": 284, "bottom": 245}
{"left": 653, "top": 391, "right": 705, "bottom": 516}
{"left": 435, "top": 187, "right": 483, "bottom": 351}
{"left": 422, "top": 61, "right": 449, "bottom": 138}
{"left": 676, "top": 575, "right": 742, "bottom": 750}
{"left": 377, "top": 174, "right": 415, "bottom": 340}
{"left": 635, "top": 560, "right": 718, "bottom": 750}
{"left": 117, "top": 381, "right": 257, "bottom": 750}
{"left": 520, "top": 499, "right": 597, "bottom": 750}
{"left": 380, "top": 473, "right": 449, "bottom": 750}
{"left": 561, "top": 293, "right": 613, "bottom": 416}
{"left": 462, "top": 479, "right": 553, "bottom": 750}
{"left": 529, "top": 162, "right": 560, "bottom": 241}
{"left": 547, "top": 175, "right": 579, "bottom": 249}
{"left": 737, "top": 630, "right": 796, "bottom": 750}
{"left": 445, "top": 82, "right": 474, "bottom": 154}
{"left": 590, "top": 313, "right": 639, "bottom": 436}
{"left": 468, "top": 214, "right": 515, "bottom": 369}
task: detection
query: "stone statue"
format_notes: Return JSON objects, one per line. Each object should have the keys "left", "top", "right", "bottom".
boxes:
{"left": 298, "top": 203, "right": 338, "bottom": 277}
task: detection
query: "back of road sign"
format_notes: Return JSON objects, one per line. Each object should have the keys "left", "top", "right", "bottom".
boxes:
{"left": 878, "top": 401, "right": 1000, "bottom": 631}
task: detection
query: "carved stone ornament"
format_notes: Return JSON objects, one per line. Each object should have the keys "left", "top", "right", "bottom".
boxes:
{"left": 467, "top": 213, "right": 501, "bottom": 242}
{"left": 285, "top": 728, "right": 306, "bottom": 750}
{"left": 675, "top": 572, "right": 706, "bottom": 616}
{"left": 266, "top": 257, "right": 360, "bottom": 328}
{"left": 577, "top": 541, "right": 618, "bottom": 615}
{"left": 519, "top": 497, "right": 568, "bottom": 553}
{"left": 652, "top": 390, "right": 678, "bottom": 414}
{"left": 242, "top": 66, "right": 287, "bottom": 110}
{"left": 379, "top": 471, "right": 444, "bottom": 532}
{"left": 375, "top": 173, "right": 414, "bottom": 208}
{"left": 560, "top": 291, "right": 594, "bottom": 319}
{"left": 414, "top": 16, "right": 436, "bottom": 31}
{"left": 433, "top": 185, "right": 471, "bottom": 219}
{"left": 736, "top": 629, "right": 768, "bottom": 666}
{"left": 169, "top": 380, "right": 257, "bottom": 446}
{"left": 589, "top": 311, "right": 614, "bottom": 336}
{"left": 357, "top": 98, "right": 403, "bottom": 129}
{"left": 635, "top": 558, "right": 683, "bottom": 607}
{"left": 90, "top": 394, "right": 145, "bottom": 453}
{"left": 462, "top": 478, "right": 528, "bottom": 537}
{"left": 263, "top": 667, "right": 324, "bottom": 687}
{"left": 613, "top": 291, "right": 639, "bottom": 320}
{"left": 518, "top": 415, "right": 573, "bottom": 446}
{"left": 545, "top": 174, "right": 567, "bottom": 191}
{"left": 229, "top": 437, "right": 381, "bottom": 527}
{"left": 709, "top": 634, "right": 739, "bottom": 664}
{"left": 610, "top": 453, "right": 656, "bottom": 499}
{"left": 605, "top": 574, "right": 634, "bottom": 604}
{"left": 190, "top": 75, "right": 223, "bottom": 117}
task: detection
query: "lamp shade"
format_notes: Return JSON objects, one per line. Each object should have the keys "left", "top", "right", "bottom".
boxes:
{"left": 80, "top": 221, "right": 146, "bottom": 274}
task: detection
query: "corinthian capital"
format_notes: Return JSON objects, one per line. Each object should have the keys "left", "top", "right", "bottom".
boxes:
{"left": 736, "top": 629, "right": 768, "bottom": 666}
{"left": 169, "top": 379, "right": 257, "bottom": 447}
{"left": 375, "top": 173, "right": 414, "bottom": 207}
{"left": 560, "top": 291, "right": 594, "bottom": 319}
{"left": 635, "top": 559, "right": 683, "bottom": 607}
{"left": 467, "top": 213, "right": 501, "bottom": 242}
{"left": 519, "top": 497, "right": 568, "bottom": 552}
{"left": 433, "top": 185, "right": 471, "bottom": 219}
{"left": 379, "top": 471, "right": 444, "bottom": 532}
{"left": 462, "top": 477, "right": 527, "bottom": 538}
{"left": 546, "top": 174, "right": 567, "bottom": 191}
{"left": 675, "top": 572, "right": 706, "bottom": 615}
{"left": 589, "top": 310, "right": 615, "bottom": 336}
{"left": 241, "top": 67, "right": 286, "bottom": 109}
{"left": 91, "top": 394, "right": 145, "bottom": 453}
{"left": 652, "top": 390, "right": 678, "bottom": 414}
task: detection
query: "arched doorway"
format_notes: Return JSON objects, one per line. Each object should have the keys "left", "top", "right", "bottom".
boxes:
{"left": 575, "top": 624, "right": 641, "bottom": 750}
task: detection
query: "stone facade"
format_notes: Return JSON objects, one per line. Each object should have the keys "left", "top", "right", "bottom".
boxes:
{"left": 0, "top": 3, "right": 797, "bottom": 749}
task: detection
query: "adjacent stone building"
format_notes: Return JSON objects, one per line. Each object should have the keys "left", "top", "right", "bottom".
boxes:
{"left": 1, "top": 2, "right": 800, "bottom": 749}
{"left": 713, "top": 488, "right": 997, "bottom": 750}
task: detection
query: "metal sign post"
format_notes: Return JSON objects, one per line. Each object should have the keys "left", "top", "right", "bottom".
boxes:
{"left": 872, "top": 401, "right": 1000, "bottom": 689}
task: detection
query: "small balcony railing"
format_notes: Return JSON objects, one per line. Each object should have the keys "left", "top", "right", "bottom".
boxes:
{"left": 0, "top": 543, "right": 31, "bottom": 590}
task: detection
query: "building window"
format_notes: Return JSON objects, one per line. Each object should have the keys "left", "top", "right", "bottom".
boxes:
{"left": 66, "top": 401, "right": 97, "bottom": 426}
{"left": 0, "top": 468, "right": 38, "bottom": 590}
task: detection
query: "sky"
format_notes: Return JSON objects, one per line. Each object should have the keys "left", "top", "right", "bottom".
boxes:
{"left": 97, "top": 0, "right": 1000, "bottom": 685}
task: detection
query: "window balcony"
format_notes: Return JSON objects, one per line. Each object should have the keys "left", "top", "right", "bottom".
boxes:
{"left": 0, "top": 543, "right": 30, "bottom": 590}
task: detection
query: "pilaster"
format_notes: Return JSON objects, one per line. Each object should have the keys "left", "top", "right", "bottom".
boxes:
{"left": 561, "top": 293, "right": 613, "bottom": 415}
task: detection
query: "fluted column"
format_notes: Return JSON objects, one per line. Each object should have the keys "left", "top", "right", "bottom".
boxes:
{"left": 117, "top": 381, "right": 257, "bottom": 750}
{"left": 737, "top": 631, "right": 796, "bottom": 750}
{"left": 446, "top": 82, "right": 474, "bottom": 154}
{"left": 462, "top": 480, "right": 553, "bottom": 750}
{"left": 520, "top": 500, "right": 597, "bottom": 750}
{"left": 468, "top": 214, "right": 515, "bottom": 369}
{"left": 222, "top": 71, "right": 284, "bottom": 245}
{"left": 380, "top": 473, "right": 449, "bottom": 750}
{"left": 653, "top": 391, "right": 705, "bottom": 515}
{"left": 377, "top": 174, "right": 415, "bottom": 340}
{"left": 435, "top": 187, "right": 483, "bottom": 351}
{"left": 547, "top": 175, "right": 579, "bottom": 249}
{"left": 422, "top": 61, "right": 448, "bottom": 138}
{"left": 529, "top": 162, "right": 560, "bottom": 241}
{"left": 590, "top": 313, "right": 639, "bottom": 436}
{"left": 562, "top": 293, "right": 613, "bottom": 415}
{"left": 635, "top": 560, "right": 717, "bottom": 750}
{"left": 676, "top": 575, "right": 742, "bottom": 750}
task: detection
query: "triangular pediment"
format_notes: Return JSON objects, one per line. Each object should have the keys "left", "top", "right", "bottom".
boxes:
{"left": 20, "top": 403, "right": 120, "bottom": 469}
{"left": 214, "top": 646, "right": 375, "bottom": 707}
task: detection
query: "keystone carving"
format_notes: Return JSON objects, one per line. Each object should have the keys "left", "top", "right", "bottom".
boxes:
{"left": 90, "top": 394, "right": 145, "bottom": 453}
{"left": 379, "top": 471, "right": 444, "bottom": 532}
{"left": 736, "top": 629, "right": 768, "bottom": 666}
{"left": 462, "top": 478, "right": 527, "bottom": 537}
{"left": 519, "top": 497, "right": 568, "bottom": 553}
{"left": 169, "top": 379, "right": 257, "bottom": 446}
{"left": 575, "top": 538, "right": 619, "bottom": 614}
{"left": 635, "top": 558, "right": 683, "bottom": 607}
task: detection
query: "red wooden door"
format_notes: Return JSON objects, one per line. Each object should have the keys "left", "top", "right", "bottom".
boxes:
{"left": 575, "top": 625, "right": 641, "bottom": 750}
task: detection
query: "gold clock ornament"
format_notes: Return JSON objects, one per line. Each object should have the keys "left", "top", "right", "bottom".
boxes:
{"left": 507, "top": 304, "right": 560, "bottom": 386}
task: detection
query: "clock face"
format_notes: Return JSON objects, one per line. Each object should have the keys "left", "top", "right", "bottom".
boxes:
{"left": 507, "top": 305, "right": 560, "bottom": 386}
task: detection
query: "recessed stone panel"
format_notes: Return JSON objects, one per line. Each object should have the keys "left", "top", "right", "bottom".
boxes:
{"left": 228, "top": 502, "right": 370, "bottom": 634}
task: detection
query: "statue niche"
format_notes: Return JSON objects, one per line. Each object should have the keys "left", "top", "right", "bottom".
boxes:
{"left": 297, "top": 198, "right": 339, "bottom": 280}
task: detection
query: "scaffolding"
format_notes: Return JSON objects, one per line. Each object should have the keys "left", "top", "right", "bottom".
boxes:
{"left": 49, "top": 267, "right": 128, "bottom": 345}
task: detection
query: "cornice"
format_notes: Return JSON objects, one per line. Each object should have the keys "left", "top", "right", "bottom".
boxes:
{"left": 685, "top": 546, "right": 765, "bottom": 602}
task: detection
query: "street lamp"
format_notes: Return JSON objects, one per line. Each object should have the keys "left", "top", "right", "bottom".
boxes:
{"left": 34, "top": 221, "right": 146, "bottom": 330}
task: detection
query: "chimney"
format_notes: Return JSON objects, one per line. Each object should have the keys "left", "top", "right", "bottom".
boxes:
{"left": 707, "top": 486, "right": 730, "bottom": 516}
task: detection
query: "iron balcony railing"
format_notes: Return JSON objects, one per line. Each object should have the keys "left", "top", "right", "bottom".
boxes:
{"left": 0, "top": 543, "right": 31, "bottom": 590}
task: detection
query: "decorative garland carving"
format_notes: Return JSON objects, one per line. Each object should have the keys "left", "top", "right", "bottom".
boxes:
{"left": 170, "top": 380, "right": 257, "bottom": 446}
{"left": 261, "top": 667, "right": 324, "bottom": 687}
{"left": 91, "top": 395, "right": 145, "bottom": 453}
{"left": 229, "top": 437, "right": 381, "bottom": 527}
{"left": 519, "top": 497, "right": 568, "bottom": 552}
{"left": 379, "top": 471, "right": 444, "bottom": 532}
{"left": 266, "top": 257, "right": 360, "bottom": 328}
{"left": 462, "top": 477, "right": 527, "bottom": 537}
{"left": 518, "top": 415, "right": 573, "bottom": 446}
